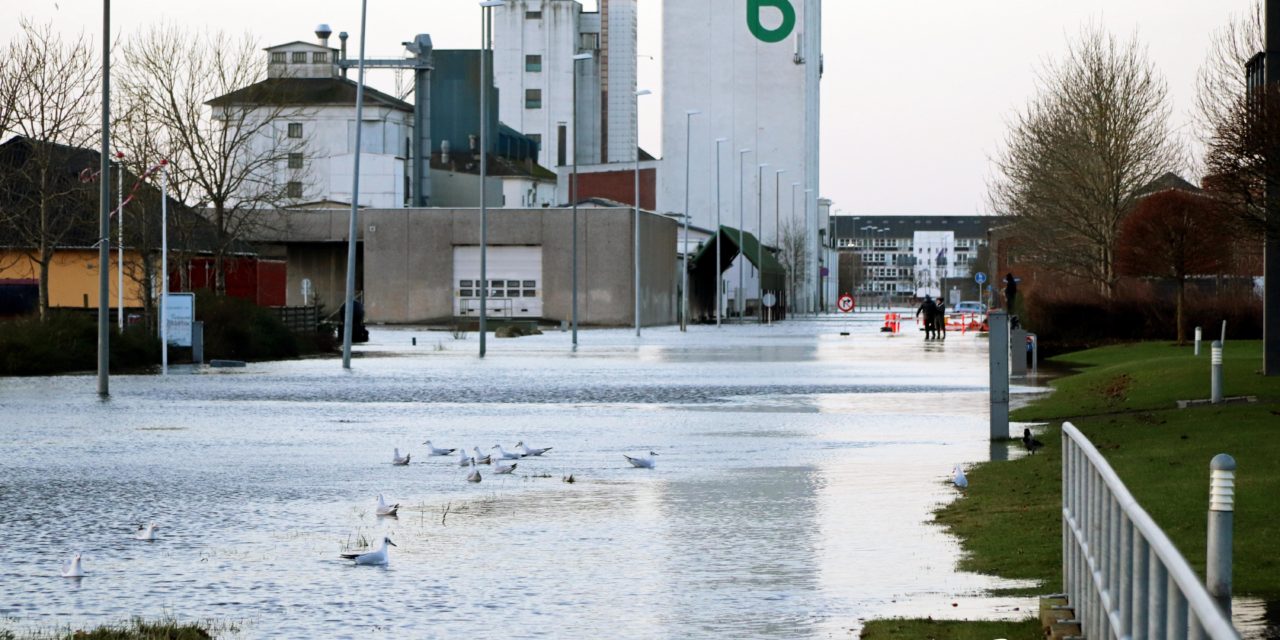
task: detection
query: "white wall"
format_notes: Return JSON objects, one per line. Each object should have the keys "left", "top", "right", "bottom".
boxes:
{"left": 502, "top": 176, "right": 558, "bottom": 208}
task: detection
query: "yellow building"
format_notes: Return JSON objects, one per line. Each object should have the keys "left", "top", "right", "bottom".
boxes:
{"left": 0, "top": 249, "right": 148, "bottom": 311}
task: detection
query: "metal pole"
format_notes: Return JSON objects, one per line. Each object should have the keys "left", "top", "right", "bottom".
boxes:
{"left": 681, "top": 111, "right": 698, "bottom": 332}
{"left": 161, "top": 164, "right": 168, "bottom": 375}
{"left": 715, "top": 138, "right": 726, "bottom": 328}
{"left": 756, "top": 163, "right": 767, "bottom": 324}
{"left": 97, "top": 0, "right": 111, "bottom": 397}
{"left": 805, "top": 188, "right": 814, "bottom": 315}
{"left": 989, "top": 310, "right": 1010, "bottom": 440}
{"left": 341, "top": 0, "right": 369, "bottom": 370}
{"left": 1211, "top": 341, "right": 1224, "bottom": 404}
{"left": 117, "top": 154, "right": 123, "bottom": 331}
{"left": 738, "top": 148, "right": 750, "bottom": 321}
{"left": 1207, "top": 454, "right": 1236, "bottom": 616}
{"left": 571, "top": 54, "right": 590, "bottom": 350}
{"left": 1265, "top": 0, "right": 1280, "bottom": 375}
{"left": 634, "top": 90, "right": 649, "bottom": 337}
{"left": 479, "top": 4, "right": 494, "bottom": 358}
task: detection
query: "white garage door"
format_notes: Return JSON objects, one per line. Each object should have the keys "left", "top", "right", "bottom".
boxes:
{"left": 453, "top": 246, "right": 544, "bottom": 319}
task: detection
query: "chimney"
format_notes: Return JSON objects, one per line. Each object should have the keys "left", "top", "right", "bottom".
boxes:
{"left": 339, "top": 31, "right": 349, "bottom": 77}
{"left": 315, "top": 23, "right": 333, "bottom": 48}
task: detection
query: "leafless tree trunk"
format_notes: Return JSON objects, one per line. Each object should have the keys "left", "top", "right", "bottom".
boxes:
{"left": 778, "top": 217, "right": 810, "bottom": 315}
{"left": 0, "top": 20, "right": 102, "bottom": 320}
{"left": 120, "top": 24, "right": 311, "bottom": 295}
{"left": 989, "top": 25, "right": 1183, "bottom": 299}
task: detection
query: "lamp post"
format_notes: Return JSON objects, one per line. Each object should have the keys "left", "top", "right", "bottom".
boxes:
{"left": 477, "top": 1, "right": 503, "bottom": 358}
{"left": 790, "top": 181, "right": 800, "bottom": 314}
{"left": 570, "top": 52, "right": 593, "bottom": 351}
{"left": 804, "top": 188, "right": 814, "bottom": 315}
{"left": 634, "top": 89, "right": 651, "bottom": 337}
{"left": 737, "top": 148, "right": 751, "bottom": 321}
{"left": 714, "top": 138, "right": 728, "bottom": 328}
{"left": 680, "top": 109, "right": 700, "bottom": 332}
{"left": 756, "top": 163, "right": 768, "bottom": 323}
{"left": 97, "top": 0, "right": 111, "bottom": 396}
{"left": 115, "top": 152, "right": 124, "bottom": 331}
{"left": 341, "top": 0, "right": 370, "bottom": 370}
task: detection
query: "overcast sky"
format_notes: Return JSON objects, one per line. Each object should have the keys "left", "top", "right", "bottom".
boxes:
{"left": 0, "top": 0, "right": 1256, "bottom": 215}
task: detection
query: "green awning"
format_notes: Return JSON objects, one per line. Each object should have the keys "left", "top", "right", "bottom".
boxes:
{"left": 689, "top": 226, "right": 785, "bottom": 278}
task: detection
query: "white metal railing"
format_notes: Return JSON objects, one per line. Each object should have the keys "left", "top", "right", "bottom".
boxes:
{"left": 1062, "top": 423, "right": 1239, "bottom": 639}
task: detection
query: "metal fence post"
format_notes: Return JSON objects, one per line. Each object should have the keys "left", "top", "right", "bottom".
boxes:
{"left": 1211, "top": 341, "right": 1224, "bottom": 404}
{"left": 1010, "top": 327, "right": 1028, "bottom": 376}
{"left": 1207, "top": 454, "right": 1236, "bottom": 617}
{"left": 988, "top": 311, "right": 1009, "bottom": 440}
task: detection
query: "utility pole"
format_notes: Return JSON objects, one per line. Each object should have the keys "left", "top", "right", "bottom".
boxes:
{"left": 97, "top": 0, "right": 111, "bottom": 397}
{"left": 1265, "top": 0, "right": 1280, "bottom": 375}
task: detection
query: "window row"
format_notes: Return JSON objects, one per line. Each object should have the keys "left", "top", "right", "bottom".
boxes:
{"left": 271, "top": 51, "right": 329, "bottom": 64}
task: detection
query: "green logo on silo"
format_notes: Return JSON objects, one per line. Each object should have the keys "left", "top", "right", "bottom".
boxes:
{"left": 748, "top": 0, "right": 796, "bottom": 43}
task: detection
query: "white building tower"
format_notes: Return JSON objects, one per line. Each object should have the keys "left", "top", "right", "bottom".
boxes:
{"left": 493, "top": 0, "right": 638, "bottom": 170}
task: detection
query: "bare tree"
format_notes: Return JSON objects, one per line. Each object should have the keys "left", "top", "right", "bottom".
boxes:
{"left": 120, "top": 24, "right": 311, "bottom": 294}
{"left": 989, "top": 26, "right": 1183, "bottom": 298}
{"left": 0, "top": 20, "right": 102, "bottom": 319}
{"left": 1195, "top": 2, "right": 1263, "bottom": 147}
{"left": 778, "top": 217, "right": 810, "bottom": 314}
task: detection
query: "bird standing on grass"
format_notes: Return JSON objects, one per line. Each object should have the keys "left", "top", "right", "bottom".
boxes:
{"left": 1022, "top": 428, "right": 1044, "bottom": 455}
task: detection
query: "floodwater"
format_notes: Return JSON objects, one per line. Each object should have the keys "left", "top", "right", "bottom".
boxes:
{"left": 0, "top": 314, "right": 1269, "bottom": 638}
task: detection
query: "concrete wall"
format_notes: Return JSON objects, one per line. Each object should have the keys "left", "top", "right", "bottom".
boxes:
{"left": 357, "top": 207, "right": 676, "bottom": 326}
{"left": 282, "top": 243, "right": 353, "bottom": 310}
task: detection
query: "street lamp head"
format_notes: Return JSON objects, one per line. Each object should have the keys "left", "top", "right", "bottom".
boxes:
{"left": 685, "top": 109, "right": 701, "bottom": 116}
{"left": 775, "top": 169, "right": 785, "bottom": 175}
{"left": 479, "top": 1, "right": 505, "bottom": 7}
{"left": 715, "top": 137, "right": 729, "bottom": 143}
{"left": 759, "top": 163, "right": 769, "bottom": 169}
{"left": 635, "top": 89, "right": 652, "bottom": 97}
{"left": 739, "top": 148, "right": 751, "bottom": 154}
{"left": 792, "top": 182, "right": 801, "bottom": 187}
{"left": 572, "top": 52, "right": 594, "bottom": 61}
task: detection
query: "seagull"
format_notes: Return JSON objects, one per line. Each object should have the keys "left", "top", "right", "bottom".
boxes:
{"left": 490, "top": 445, "right": 524, "bottom": 460}
{"left": 61, "top": 553, "right": 85, "bottom": 578}
{"left": 392, "top": 448, "right": 411, "bottom": 466}
{"left": 134, "top": 522, "right": 159, "bottom": 541}
{"left": 375, "top": 494, "right": 400, "bottom": 517}
{"left": 515, "top": 441, "right": 552, "bottom": 457}
{"left": 624, "top": 451, "right": 659, "bottom": 469}
{"left": 952, "top": 466, "right": 968, "bottom": 489}
{"left": 1022, "top": 428, "right": 1045, "bottom": 455}
{"left": 422, "top": 441, "right": 456, "bottom": 456}
{"left": 466, "top": 458, "right": 483, "bottom": 483}
{"left": 470, "top": 447, "right": 492, "bottom": 465}
{"left": 493, "top": 460, "right": 518, "bottom": 475}
{"left": 340, "top": 536, "right": 397, "bottom": 566}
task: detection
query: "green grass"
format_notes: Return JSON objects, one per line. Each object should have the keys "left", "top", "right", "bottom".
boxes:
{"left": 859, "top": 618, "right": 1042, "bottom": 639}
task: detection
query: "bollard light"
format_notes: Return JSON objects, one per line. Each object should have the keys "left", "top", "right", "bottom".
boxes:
{"left": 1195, "top": 326, "right": 1203, "bottom": 356}
{"left": 1211, "top": 341, "right": 1224, "bottom": 404}
{"left": 1206, "top": 453, "right": 1236, "bottom": 616}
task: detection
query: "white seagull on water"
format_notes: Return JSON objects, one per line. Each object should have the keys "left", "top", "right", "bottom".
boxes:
{"left": 490, "top": 444, "right": 524, "bottom": 460}
{"left": 61, "top": 553, "right": 85, "bottom": 578}
{"left": 515, "top": 441, "right": 552, "bottom": 457}
{"left": 952, "top": 466, "right": 968, "bottom": 489}
{"left": 624, "top": 451, "right": 659, "bottom": 469}
{"left": 375, "top": 494, "right": 400, "bottom": 517}
{"left": 134, "top": 522, "right": 159, "bottom": 541}
{"left": 470, "top": 447, "right": 492, "bottom": 465}
{"left": 493, "top": 460, "right": 518, "bottom": 475}
{"left": 466, "top": 458, "right": 483, "bottom": 483}
{"left": 422, "top": 441, "right": 456, "bottom": 456}
{"left": 340, "top": 536, "right": 397, "bottom": 566}
{"left": 392, "top": 448, "right": 411, "bottom": 466}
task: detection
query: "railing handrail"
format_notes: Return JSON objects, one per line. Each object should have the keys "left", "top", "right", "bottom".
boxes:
{"left": 1063, "top": 422, "right": 1239, "bottom": 638}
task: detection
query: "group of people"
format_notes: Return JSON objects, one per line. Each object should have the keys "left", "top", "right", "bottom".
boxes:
{"left": 915, "top": 296, "right": 947, "bottom": 340}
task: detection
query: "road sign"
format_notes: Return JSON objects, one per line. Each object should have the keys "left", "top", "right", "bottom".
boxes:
{"left": 763, "top": 292, "right": 777, "bottom": 308}
{"left": 975, "top": 272, "right": 987, "bottom": 285}
{"left": 837, "top": 294, "right": 855, "bottom": 313}
{"left": 163, "top": 292, "right": 195, "bottom": 347}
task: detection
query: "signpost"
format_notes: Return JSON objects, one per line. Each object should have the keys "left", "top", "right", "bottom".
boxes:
{"left": 837, "top": 294, "right": 855, "bottom": 313}
{"left": 164, "top": 292, "right": 195, "bottom": 348}
{"left": 763, "top": 292, "right": 777, "bottom": 325}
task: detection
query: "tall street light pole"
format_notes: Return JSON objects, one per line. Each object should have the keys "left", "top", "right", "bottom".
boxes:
{"left": 571, "top": 52, "right": 593, "bottom": 351}
{"left": 790, "top": 181, "right": 800, "bottom": 314}
{"left": 97, "top": 0, "right": 112, "bottom": 397}
{"left": 680, "top": 109, "right": 700, "bottom": 332}
{"left": 714, "top": 138, "right": 727, "bottom": 328}
{"left": 756, "top": 163, "right": 768, "bottom": 323}
{"left": 737, "top": 148, "right": 751, "bottom": 321}
{"left": 805, "top": 188, "right": 814, "bottom": 315}
{"left": 478, "top": 1, "right": 503, "bottom": 358}
{"left": 341, "top": 0, "right": 370, "bottom": 370}
{"left": 634, "top": 89, "right": 651, "bottom": 337}
{"left": 116, "top": 152, "right": 124, "bottom": 331}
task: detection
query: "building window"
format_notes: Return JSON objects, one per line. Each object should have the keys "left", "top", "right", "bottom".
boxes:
{"left": 286, "top": 181, "right": 303, "bottom": 198}
{"left": 313, "top": 52, "right": 328, "bottom": 64}
{"left": 580, "top": 33, "right": 600, "bottom": 51}
{"left": 525, "top": 55, "right": 542, "bottom": 72}
{"left": 291, "top": 51, "right": 307, "bottom": 64}
{"left": 525, "top": 89, "right": 542, "bottom": 110}
{"left": 288, "top": 153, "right": 304, "bottom": 169}
{"left": 288, "top": 123, "right": 303, "bottom": 138}
{"left": 270, "top": 51, "right": 286, "bottom": 64}
{"left": 526, "top": 10, "right": 542, "bottom": 19}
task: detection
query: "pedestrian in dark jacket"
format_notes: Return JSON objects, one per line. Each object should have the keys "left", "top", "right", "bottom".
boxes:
{"left": 934, "top": 299, "right": 947, "bottom": 340}
{"left": 916, "top": 296, "right": 937, "bottom": 340}
{"left": 1004, "top": 273, "right": 1018, "bottom": 311}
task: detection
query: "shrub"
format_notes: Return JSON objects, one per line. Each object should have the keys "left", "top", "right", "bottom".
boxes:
{"left": 195, "top": 292, "right": 299, "bottom": 362}
{"left": 0, "top": 313, "right": 159, "bottom": 376}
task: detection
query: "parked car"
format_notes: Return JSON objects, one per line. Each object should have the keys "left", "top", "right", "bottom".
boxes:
{"left": 953, "top": 301, "right": 987, "bottom": 315}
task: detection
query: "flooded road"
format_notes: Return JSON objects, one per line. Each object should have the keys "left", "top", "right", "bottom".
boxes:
{"left": 0, "top": 314, "right": 1180, "bottom": 636}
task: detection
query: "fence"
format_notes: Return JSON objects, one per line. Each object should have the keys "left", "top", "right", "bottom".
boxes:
{"left": 269, "top": 305, "right": 320, "bottom": 334}
{"left": 1061, "top": 422, "right": 1239, "bottom": 639}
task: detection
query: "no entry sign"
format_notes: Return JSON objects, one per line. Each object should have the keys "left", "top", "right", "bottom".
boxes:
{"left": 837, "top": 294, "right": 855, "bottom": 313}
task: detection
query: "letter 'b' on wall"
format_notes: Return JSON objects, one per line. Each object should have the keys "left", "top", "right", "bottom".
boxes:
{"left": 748, "top": 0, "right": 797, "bottom": 43}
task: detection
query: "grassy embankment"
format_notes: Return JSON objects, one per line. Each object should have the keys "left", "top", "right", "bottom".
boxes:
{"left": 863, "top": 340, "right": 1280, "bottom": 638}
{"left": 0, "top": 617, "right": 218, "bottom": 639}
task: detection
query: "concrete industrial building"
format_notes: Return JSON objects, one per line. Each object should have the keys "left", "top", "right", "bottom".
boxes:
{"left": 829, "top": 215, "right": 999, "bottom": 306}
{"left": 493, "top": 0, "right": 638, "bottom": 170}
{"left": 660, "top": 0, "right": 823, "bottom": 311}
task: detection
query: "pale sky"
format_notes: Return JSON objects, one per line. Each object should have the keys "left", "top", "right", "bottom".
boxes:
{"left": 0, "top": 0, "right": 1256, "bottom": 215}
